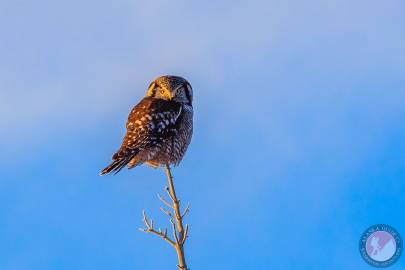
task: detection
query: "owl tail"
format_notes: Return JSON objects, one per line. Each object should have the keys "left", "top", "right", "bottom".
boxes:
{"left": 100, "top": 150, "right": 133, "bottom": 176}
{"left": 100, "top": 160, "right": 123, "bottom": 176}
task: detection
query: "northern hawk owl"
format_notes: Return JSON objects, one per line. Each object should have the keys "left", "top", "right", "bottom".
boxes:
{"left": 100, "top": 75, "right": 193, "bottom": 175}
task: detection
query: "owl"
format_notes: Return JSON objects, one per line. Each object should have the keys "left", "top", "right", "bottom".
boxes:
{"left": 100, "top": 75, "right": 193, "bottom": 175}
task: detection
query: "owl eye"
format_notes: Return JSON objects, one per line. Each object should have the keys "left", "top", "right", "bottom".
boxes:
{"left": 159, "top": 89, "right": 165, "bottom": 94}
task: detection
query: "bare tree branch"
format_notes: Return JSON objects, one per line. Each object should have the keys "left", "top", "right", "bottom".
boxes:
{"left": 181, "top": 203, "right": 190, "bottom": 218}
{"left": 160, "top": 206, "right": 172, "bottom": 217}
{"left": 157, "top": 193, "right": 174, "bottom": 209}
{"left": 140, "top": 165, "right": 189, "bottom": 270}
{"left": 140, "top": 210, "right": 175, "bottom": 247}
{"left": 181, "top": 224, "right": 189, "bottom": 245}
{"left": 170, "top": 218, "right": 180, "bottom": 244}
{"left": 165, "top": 186, "right": 176, "bottom": 203}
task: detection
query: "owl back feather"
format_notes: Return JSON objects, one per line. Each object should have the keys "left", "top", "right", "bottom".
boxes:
{"left": 100, "top": 97, "right": 186, "bottom": 175}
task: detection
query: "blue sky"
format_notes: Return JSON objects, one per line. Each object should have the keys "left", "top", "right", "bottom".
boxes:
{"left": 1, "top": 0, "right": 405, "bottom": 269}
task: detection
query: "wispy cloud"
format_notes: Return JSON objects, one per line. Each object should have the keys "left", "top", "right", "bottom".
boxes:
{"left": 1, "top": 0, "right": 404, "bottom": 169}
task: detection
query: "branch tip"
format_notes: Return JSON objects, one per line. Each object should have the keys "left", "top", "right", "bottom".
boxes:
{"left": 182, "top": 203, "right": 190, "bottom": 218}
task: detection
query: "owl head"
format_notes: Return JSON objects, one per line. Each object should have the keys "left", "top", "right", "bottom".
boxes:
{"left": 146, "top": 75, "right": 193, "bottom": 105}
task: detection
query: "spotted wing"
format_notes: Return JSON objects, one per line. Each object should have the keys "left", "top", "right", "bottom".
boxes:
{"left": 100, "top": 97, "right": 182, "bottom": 175}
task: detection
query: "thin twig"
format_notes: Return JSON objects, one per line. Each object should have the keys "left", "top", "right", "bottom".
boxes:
{"left": 158, "top": 193, "right": 174, "bottom": 209}
{"left": 140, "top": 210, "right": 175, "bottom": 246}
{"left": 182, "top": 203, "right": 190, "bottom": 218}
{"left": 182, "top": 224, "right": 189, "bottom": 244}
{"left": 170, "top": 218, "right": 180, "bottom": 244}
{"left": 165, "top": 186, "right": 176, "bottom": 202}
{"left": 160, "top": 206, "right": 172, "bottom": 217}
